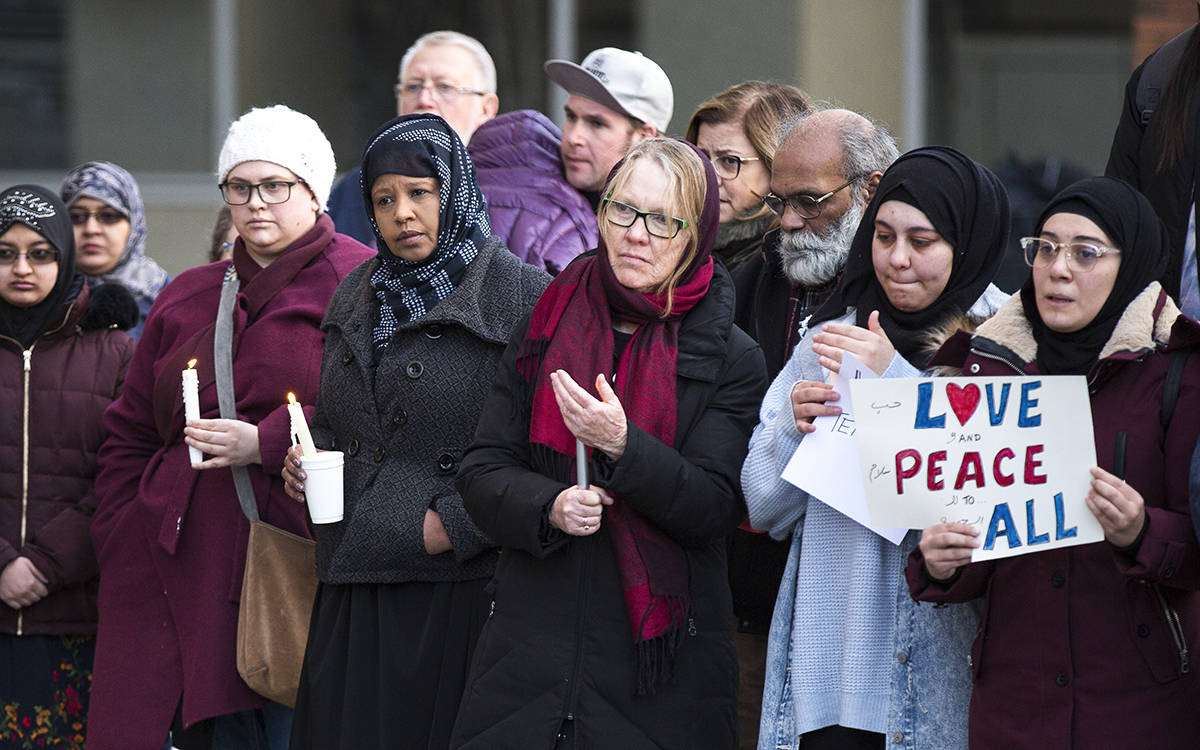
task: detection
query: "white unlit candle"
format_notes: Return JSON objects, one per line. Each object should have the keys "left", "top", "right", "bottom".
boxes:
{"left": 182, "top": 359, "right": 202, "bottom": 466}
{"left": 287, "top": 392, "right": 319, "bottom": 457}
{"left": 576, "top": 438, "right": 588, "bottom": 489}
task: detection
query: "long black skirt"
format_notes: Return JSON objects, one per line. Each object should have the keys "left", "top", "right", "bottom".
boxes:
{"left": 289, "top": 579, "right": 489, "bottom": 750}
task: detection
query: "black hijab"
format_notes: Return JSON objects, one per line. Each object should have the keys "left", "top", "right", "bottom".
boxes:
{"left": 0, "top": 185, "right": 81, "bottom": 348}
{"left": 1020, "top": 176, "right": 1170, "bottom": 375}
{"left": 810, "top": 146, "right": 1010, "bottom": 365}
{"left": 360, "top": 113, "right": 490, "bottom": 358}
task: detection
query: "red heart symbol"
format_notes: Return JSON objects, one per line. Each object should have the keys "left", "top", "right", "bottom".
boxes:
{"left": 946, "top": 383, "right": 981, "bottom": 426}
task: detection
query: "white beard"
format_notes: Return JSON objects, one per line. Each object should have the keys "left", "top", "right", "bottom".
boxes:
{"left": 778, "top": 199, "right": 865, "bottom": 287}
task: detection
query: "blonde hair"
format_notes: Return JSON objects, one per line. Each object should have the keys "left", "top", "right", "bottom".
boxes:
{"left": 599, "top": 138, "right": 708, "bottom": 316}
{"left": 686, "top": 81, "right": 812, "bottom": 223}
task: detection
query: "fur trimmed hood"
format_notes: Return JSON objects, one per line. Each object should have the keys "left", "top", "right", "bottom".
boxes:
{"left": 931, "top": 281, "right": 1186, "bottom": 376}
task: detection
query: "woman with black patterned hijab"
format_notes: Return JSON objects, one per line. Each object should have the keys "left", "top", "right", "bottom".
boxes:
{"left": 282, "top": 114, "right": 549, "bottom": 750}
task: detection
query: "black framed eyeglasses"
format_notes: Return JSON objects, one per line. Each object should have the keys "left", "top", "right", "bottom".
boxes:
{"left": 0, "top": 248, "right": 60, "bottom": 266}
{"left": 711, "top": 154, "right": 761, "bottom": 180}
{"left": 763, "top": 175, "right": 863, "bottom": 219}
{"left": 1019, "top": 237, "right": 1121, "bottom": 273}
{"left": 219, "top": 180, "right": 306, "bottom": 206}
{"left": 394, "top": 81, "right": 487, "bottom": 102}
{"left": 602, "top": 199, "right": 688, "bottom": 239}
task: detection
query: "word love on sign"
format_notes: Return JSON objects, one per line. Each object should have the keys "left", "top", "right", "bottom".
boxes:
{"left": 849, "top": 376, "right": 1103, "bottom": 561}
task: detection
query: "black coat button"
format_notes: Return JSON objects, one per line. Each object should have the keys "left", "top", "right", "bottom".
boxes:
{"left": 341, "top": 349, "right": 353, "bottom": 365}
{"left": 1051, "top": 572, "right": 1065, "bottom": 588}
{"left": 1164, "top": 566, "right": 1176, "bottom": 579}
{"left": 374, "top": 445, "right": 385, "bottom": 463}
{"left": 1137, "top": 623, "right": 1151, "bottom": 638}
{"left": 406, "top": 360, "right": 424, "bottom": 378}
{"left": 347, "top": 439, "right": 360, "bottom": 456}
{"left": 1055, "top": 671, "right": 1069, "bottom": 687}
{"left": 424, "top": 324, "right": 442, "bottom": 340}
{"left": 437, "top": 453, "right": 455, "bottom": 472}
{"left": 392, "top": 410, "right": 408, "bottom": 426}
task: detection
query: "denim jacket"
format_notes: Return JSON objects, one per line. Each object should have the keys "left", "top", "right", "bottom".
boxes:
{"left": 758, "top": 530, "right": 978, "bottom": 749}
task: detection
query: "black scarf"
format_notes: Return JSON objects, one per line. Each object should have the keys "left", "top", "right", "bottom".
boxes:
{"left": 1020, "top": 177, "right": 1170, "bottom": 374}
{"left": 809, "top": 146, "right": 1010, "bottom": 367}
{"left": 360, "top": 114, "right": 490, "bottom": 358}
{"left": 0, "top": 185, "right": 81, "bottom": 348}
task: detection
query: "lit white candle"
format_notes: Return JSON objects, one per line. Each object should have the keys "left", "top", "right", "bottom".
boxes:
{"left": 182, "top": 358, "right": 202, "bottom": 466}
{"left": 287, "top": 392, "right": 318, "bottom": 457}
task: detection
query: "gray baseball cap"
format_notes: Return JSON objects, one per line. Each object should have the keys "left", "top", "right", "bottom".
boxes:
{"left": 544, "top": 47, "right": 674, "bottom": 133}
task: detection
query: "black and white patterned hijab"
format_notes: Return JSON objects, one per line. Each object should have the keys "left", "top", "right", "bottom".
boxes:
{"left": 360, "top": 114, "right": 490, "bottom": 356}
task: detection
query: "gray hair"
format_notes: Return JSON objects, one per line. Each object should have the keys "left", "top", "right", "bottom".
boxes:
{"left": 398, "top": 30, "right": 497, "bottom": 94}
{"left": 776, "top": 105, "right": 899, "bottom": 198}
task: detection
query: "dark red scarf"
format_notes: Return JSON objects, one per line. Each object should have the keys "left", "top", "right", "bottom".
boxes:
{"left": 152, "top": 214, "right": 335, "bottom": 441}
{"left": 519, "top": 140, "right": 720, "bottom": 692}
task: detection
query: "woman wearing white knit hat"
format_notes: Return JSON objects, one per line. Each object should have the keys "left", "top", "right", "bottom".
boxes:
{"left": 87, "top": 105, "right": 373, "bottom": 750}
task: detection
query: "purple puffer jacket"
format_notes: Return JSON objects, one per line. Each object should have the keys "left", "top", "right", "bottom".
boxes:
{"left": 469, "top": 110, "right": 598, "bottom": 275}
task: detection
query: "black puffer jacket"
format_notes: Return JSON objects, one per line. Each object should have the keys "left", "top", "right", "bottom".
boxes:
{"left": 450, "top": 262, "right": 768, "bottom": 749}
{"left": 0, "top": 283, "right": 134, "bottom": 634}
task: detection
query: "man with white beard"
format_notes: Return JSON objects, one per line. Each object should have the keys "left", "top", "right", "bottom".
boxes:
{"left": 733, "top": 108, "right": 897, "bottom": 378}
{"left": 726, "top": 112, "right": 897, "bottom": 710}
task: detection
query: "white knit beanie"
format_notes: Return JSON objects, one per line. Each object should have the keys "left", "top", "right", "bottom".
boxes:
{"left": 217, "top": 105, "right": 336, "bottom": 210}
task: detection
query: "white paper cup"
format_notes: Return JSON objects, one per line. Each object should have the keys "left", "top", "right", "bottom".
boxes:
{"left": 301, "top": 451, "right": 344, "bottom": 524}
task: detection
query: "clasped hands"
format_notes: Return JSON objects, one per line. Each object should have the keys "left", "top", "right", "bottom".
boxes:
{"left": 0, "top": 557, "right": 48, "bottom": 610}
{"left": 548, "top": 370, "right": 626, "bottom": 537}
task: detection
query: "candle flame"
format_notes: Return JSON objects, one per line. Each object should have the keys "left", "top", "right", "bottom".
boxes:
{"left": 187, "top": 358, "right": 197, "bottom": 369}
{"left": 287, "top": 392, "right": 297, "bottom": 405}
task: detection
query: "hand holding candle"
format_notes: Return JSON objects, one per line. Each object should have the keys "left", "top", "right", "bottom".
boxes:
{"left": 182, "top": 359, "right": 202, "bottom": 466}
{"left": 287, "top": 392, "right": 319, "bottom": 457}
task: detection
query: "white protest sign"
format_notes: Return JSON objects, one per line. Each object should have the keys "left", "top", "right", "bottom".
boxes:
{"left": 849, "top": 376, "right": 1102, "bottom": 561}
{"left": 781, "top": 352, "right": 907, "bottom": 545}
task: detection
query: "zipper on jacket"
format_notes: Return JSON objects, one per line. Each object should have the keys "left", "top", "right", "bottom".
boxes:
{"left": 1147, "top": 579, "right": 1190, "bottom": 674}
{"left": 17, "top": 346, "right": 33, "bottom": 636}
{"left": 969, "top": 346, "right": 1026, "bottom": 376}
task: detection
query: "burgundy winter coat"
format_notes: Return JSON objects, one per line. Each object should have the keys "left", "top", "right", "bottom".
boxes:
{"left": 87, "top": 217, "right": 372, "bottom": 750}
{"left": 469, "top": 110, "right": 598, "bottom": 275}
{"left": 907, "top": 285, "right": 1200, "bottom": 749}
{"left": 0, "top": 283, "right": 133, "bottom": 636}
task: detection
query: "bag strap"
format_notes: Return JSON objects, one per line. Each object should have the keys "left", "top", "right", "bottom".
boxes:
{"left": 215, "top": 263, "right": 260, "bottom": 523}
{"left": 1136, "top": 26, "right": 1194, "bottom": 126}
{"left": 1161, "top": 348, "right": 1189, "bottom": 435}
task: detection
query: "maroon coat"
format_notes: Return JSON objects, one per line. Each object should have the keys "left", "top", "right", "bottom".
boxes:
{"left": 907, "top": 286, "right": 1200, "bottom": 749}
{"left": 87, "top": 217, "right": 372, "bottom": 750}
{"left": 0, "top": 283, "right": 133, "bottom": 635}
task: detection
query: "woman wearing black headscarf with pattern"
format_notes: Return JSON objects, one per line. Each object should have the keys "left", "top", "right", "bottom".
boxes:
{"left": 910, "top": 176, "right": 1200, "bottom": 748}
{"left": 0, "top": 185, "right": 135, "bottom": 748}
{"left": 282, "top": 114, "right": 548, "bottom": 750}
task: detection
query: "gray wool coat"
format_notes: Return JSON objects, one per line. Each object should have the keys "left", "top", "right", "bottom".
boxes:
{"left": 309, "top": 237, "right": 549, "bottom": 584}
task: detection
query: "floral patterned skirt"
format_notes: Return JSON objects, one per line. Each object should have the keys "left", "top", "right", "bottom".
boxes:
{"left": 0, "top": 634, "right": 93, "bottom": 750}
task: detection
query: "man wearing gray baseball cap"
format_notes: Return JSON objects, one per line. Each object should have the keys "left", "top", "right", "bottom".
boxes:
{"left": 545, "top": 47, "right": 674, "bottom": 204}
